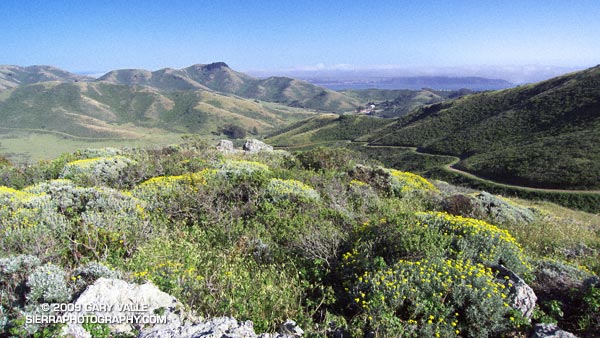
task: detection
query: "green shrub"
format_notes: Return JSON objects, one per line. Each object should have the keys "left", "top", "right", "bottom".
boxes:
{"left": 217, "top": 159, "right": 270, "bottom": 180}
{"left": 347, "top": 179, "right": 382, "bottom": 214}
{"left": 21, "top": 179, "right": 150, "bottom": 265}
{"left": 387, "top": 168, "right": 438, "bottom": 196}
{"left": 71, "top": 262, "right": 120, "bottom": 295}
{"left": 0, "top": 255, "right": 42, "bottom": 309}
{"left": 296, "top": 147, "right": 360, "bottom": 172}
{"left": 265, "top": 178, "right": 320, "bottom": 204}
{"left": 0, "top": 155, "right": 11, "bottom": 167}
{"left": 531, "top": 258, "right": 600, "bottom": 335}
{"left": 72, "top": 147, "right": 123, "bottom": 159}
{"left": 470, "top": 192, "right": 535, "bottom": 224}
{"left": 60, "top": 155, "right": 137, "bottom": 187}
{"left": 1, "top": 260, "right": 71, "bottom": 335}
{"left": 27, "top": 263, "right": 71, "bottom": 303}
{"left": 132, "top": 169, "right": 215, "bottom": 226}
{"left": 416, "top": 212, "right": 531, "bottom": 277}
{"left": 128, "top": 235, "right": 304, "bottom": 332}
{"left": 349, "top": 258, "right": 513, "bottom": 337}
{"left": 82, "top": 318, "right": 111, "bottom": 338}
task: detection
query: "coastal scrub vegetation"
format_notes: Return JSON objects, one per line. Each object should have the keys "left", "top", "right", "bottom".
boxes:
{"left": 0, "top": 142, "right": 598, "bottom": 337}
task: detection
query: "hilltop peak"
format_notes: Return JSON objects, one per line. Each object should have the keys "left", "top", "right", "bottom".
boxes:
{"left": 189, "top": 62, "right": 230, "bottom": 72}
{"left": 205, "top": 62, "right": 230, "bottom": 70}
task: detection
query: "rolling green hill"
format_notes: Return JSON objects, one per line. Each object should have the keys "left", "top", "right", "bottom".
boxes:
{"left": 99, "top": 62, "right": 360, "bottom": 111}
{"left": 0, "top": 65, "right": 91, "bottom": 91}
{"left": 267, "top": 114, "right": 392, "bottom": 146}
{"left": 369, "top": 65, "right": 600, "bottom": 189}
{"left": 0, "top": 81, "right": 315, "bottom": 139}
{"left": 97, "top": 67, "right": 212, "bottom": 92}
{"left": 341, "top": 88, "right": 473, "bottom": 117}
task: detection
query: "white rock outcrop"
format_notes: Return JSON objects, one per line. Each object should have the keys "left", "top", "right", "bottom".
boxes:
{"left": 242, "top": 139, "right": 273, "bottom": 153}
{"left": 494, "top": 265, "right": 537, "bottom": 320}
{"left": 61, "top": 278, "right": 303, "bottom": 338}
{"left": 530, "top": 323, "right": 579, "bottom": 338}
{"left": 63, "top": 278, "right": 189, "bottom": 335}
{"left": 216, "top": 140, "right": 238, "bottom": 153}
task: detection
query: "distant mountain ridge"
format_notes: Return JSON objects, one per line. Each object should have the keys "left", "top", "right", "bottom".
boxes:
{"left": 0, "top": 65, "right": 92, "bottom": 91}
{"left": 97, "top": 62, "right": 360, "bottom": 111}
{"left": 0, "top": 62, "right": 363, "bottom": 145}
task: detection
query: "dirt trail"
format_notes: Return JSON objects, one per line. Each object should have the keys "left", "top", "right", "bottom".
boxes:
{"left": 277, "top": 140, "right": 600, "bottom": 194}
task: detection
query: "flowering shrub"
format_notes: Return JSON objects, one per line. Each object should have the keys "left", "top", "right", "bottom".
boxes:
{"left": 349, "top": 179, "right": 368, "bottom": 188}
{"left": 217, "top": 160, "right": 270, "bottom": 181}
{"left": 132, "top": 169, "right": 216, "bottom": 225}
{"left": 349, "top": 258, "right": 513, "bottom": 337}
{"left": 27, "top": 263, "right": 71, "bottom": 303}
{"left": 0, "top": 186, "right": 68, "bottom": 258}
{"left": 22, "top": 179, "right": 149, "bottom": 263}
{"left": 349, "top": 165, "right": 437, "bottom": 197}
{"left": 2, "top": 142, "right": 588, "bottom": 336}
{"left": 60, "top": 155, "right": 136, "bottom": 187}
{"left": 0, "top": 186, "right": 52, "bottom": 230}
{"left": 266, "top": 178, "right": 320, "bottom": 203}
{"left": 387, "top": 169, "right": 438, "bottom": 195}
{"left": 416, "top": 212, "right": 531, "bottom": 277}
{"left": 134, "top": 169, "right": 214, "bottom": 198}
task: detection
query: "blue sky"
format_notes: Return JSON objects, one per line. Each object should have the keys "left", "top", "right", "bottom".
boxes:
{"left": 1, "top": 0, "right": 599, "bottom": 74}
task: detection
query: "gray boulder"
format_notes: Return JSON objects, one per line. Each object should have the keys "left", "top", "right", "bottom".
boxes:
{"left": 243, "top": 139, "right": 273, "bottom": 153}
{"left": 216, "top": 140, "right": 238, "bottom": 153}
{"left": 139, "top": 317, "right": 258, "bottom": 338}
{"left": 64, "top": 278, "right": 190, "bottom": 335}
{"left": 530, "top": 323, "right": 578, "bottom": 338}
{"left": 494, "top": 265, "right": 537, "bottom": 320}
{"left": 140, "top": 317, "right": 303, "bottom": 338}
{"left": 60, "top": 324, "right": 92, "bottom": 338}
{"left": 278, "top": 319, "right": 304, "bottom": 337}
{"left": 61, "top": 278, "right": 303, "bottom": 338}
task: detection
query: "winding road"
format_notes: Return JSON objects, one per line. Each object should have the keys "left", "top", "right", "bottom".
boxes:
{"left": 276, "top": 140, "right": 600, "bottom": 195}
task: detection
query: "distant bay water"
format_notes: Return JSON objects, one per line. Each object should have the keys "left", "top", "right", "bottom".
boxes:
{"left": 306, "top": 77, "right": 514, "bottom": 91}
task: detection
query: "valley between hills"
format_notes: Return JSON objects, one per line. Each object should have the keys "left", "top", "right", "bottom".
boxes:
{"left": 2, "top": 62, "right": 600, "bottom": 208}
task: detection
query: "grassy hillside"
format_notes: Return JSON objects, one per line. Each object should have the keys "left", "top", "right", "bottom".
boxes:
{"left": 0, "top": 65, "right": 91, "bottom": 91}
{"left": 265, "top": 88, "right": 476, "bottom": 147}
{"left": 98, "top": 62, "right": 360, "bottom": 112}
{"left": 267, "top": 114, "right": 392, "bottom": 146}
{"left": 0, "top": 81, "right": 316, "bottom": 162}
{"left": 369, "top": 65, "right": 600, "bottom": 189}
{"left": 341, "top": 88, "right": 473, "bottom": 117}
{"left": 97, "top": 68, "right": 212, "bottom": 91}
{"left": 0, "top": 144, "right": 598, "bottom": 337}
{"left": 0, "top": 81, "right": 316, "bottom": 135}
